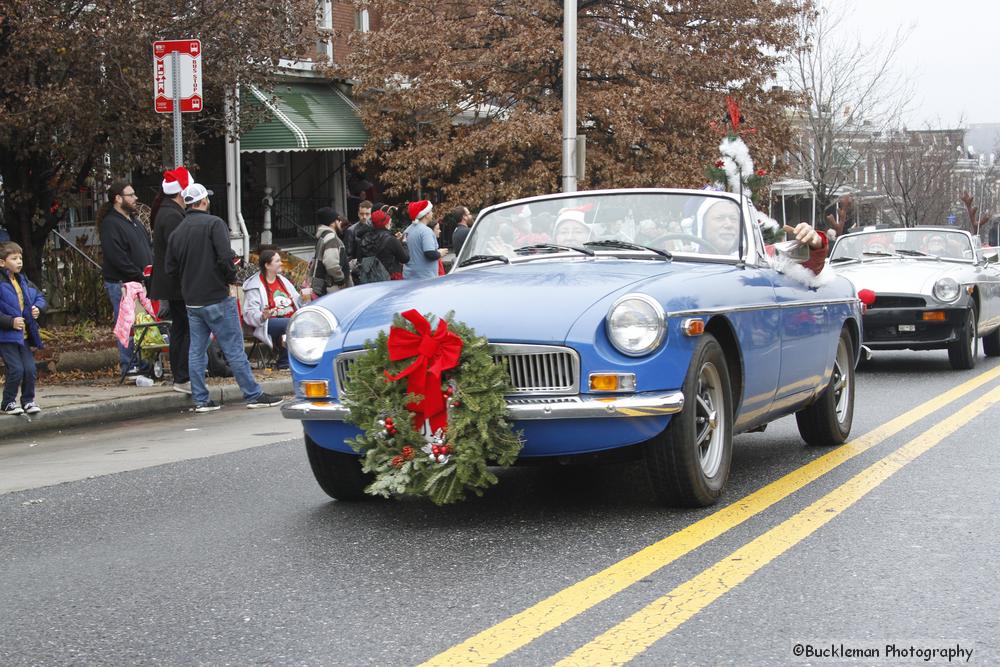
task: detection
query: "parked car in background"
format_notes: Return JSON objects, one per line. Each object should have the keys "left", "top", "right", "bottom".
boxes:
{"left": 283, "top": 189, "right": 862, "bottom": 507}
{"left": 829, "top": 226, "right": 1000, "bottom": 369}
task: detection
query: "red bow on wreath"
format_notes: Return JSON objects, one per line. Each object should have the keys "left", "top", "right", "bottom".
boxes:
{"left": 384, "top": 310, "right": 464, "bottom": 431}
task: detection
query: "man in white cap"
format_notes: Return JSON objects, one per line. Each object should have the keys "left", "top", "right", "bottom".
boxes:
{"left": 149, "top": 166, "right": 192, "bottom": 393}
{"left": 402, "top": 200, "right": 447, "bottom": 280}
{"left": 165, "top": 183, "right": 283, "bottom": 413}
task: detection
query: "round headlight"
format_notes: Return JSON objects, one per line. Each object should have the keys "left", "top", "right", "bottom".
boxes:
{"left": 607, "top": 295, "right": 666, "bottom": 356}
{"left": 933, "top": 277, "right": 960, "bottom": 303}
{"left": 287, "top": 307, "right": 337, "bottom": 365}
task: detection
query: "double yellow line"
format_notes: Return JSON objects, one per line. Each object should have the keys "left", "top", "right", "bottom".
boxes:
{"left": 422, "top": 364, "right": 1000, "bottom": 667}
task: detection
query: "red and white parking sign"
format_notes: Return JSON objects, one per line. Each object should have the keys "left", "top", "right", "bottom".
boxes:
{"left": 153, "top": 39, "right": 203, "bottom": 113}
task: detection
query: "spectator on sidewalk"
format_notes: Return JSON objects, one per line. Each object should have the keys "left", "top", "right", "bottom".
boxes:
{"left": 358, "top": 210, "right": 409, "bottom": 281}
{"left": 344, "top": 200, "right": 373, "bottom": 262}
{"left": 149, "top": 167, "right": 193, "bottom": 394}
{"left": 0, "top": 242, "right": 46, "bottom": 416}
{"left": 402, "top": 200, "right": 447, "bottom": 280}
{"left": 164, "top": 183, "right": 283, "bottom": 413}
{"left": 447, "top": 206, "right": 473, "bottom": 256}
{"left": 98, "top": 180, "right": 153, "bottom": 377}
{"left": 310, "top": 207, "right": 351, "bottom": 296}
{"left": 241, "top": 249, "right": 303, "bottom": 369}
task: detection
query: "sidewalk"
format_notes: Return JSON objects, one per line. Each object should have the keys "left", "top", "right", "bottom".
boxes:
{"left": 0, "top": 371, "right": 294, "bottom": 439}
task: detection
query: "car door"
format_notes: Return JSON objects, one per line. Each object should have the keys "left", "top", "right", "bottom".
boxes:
{"left": 768, "top": 269, "right": 837, "bottom": 407}
{"left": 974, "top": 250, "right": 1000, "bottom": 332}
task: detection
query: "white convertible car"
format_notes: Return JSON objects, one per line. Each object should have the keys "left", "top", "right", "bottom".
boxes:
{"left": 829, "top": 226, "right": 1000, "bottom": 369}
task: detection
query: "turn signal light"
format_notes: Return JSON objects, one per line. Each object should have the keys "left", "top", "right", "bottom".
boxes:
{"left": 921, "top": 311, "right": 946, "bottom": 321}
{"left": 301, "top": 380, "right": 330, "bottom": 399}
{"left": 681, "top": 318, "right": 705, "bottom": 336}
{"left": 589, "top": 373, "right": 637, "bottom": 392}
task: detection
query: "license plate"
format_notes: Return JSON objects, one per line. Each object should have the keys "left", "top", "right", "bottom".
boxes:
{"left": 898, "top": 324, "right": 916, "bottom": 332}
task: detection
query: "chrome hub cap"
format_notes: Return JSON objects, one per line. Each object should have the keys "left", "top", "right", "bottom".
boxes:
{"left": 695, "top": 361, "right": 725, "bottom": 478}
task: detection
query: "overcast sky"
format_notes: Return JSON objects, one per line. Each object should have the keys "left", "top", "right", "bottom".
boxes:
{"left": 827, "top": 0, "right": 999, "bottom": 127}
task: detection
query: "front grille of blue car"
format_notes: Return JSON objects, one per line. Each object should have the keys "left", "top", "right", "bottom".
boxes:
{"left": 335, "top": 344, "right": 580, "bottom": 398}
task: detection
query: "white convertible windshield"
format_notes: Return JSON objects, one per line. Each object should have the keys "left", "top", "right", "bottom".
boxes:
{"left": 458, "top": 192, "right": 749, "bottom": 265}
{"left": 831, "top": 228, "right": 974, "bottom": 261}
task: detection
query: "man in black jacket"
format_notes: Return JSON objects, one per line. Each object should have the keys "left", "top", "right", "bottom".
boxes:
{"left": 165, "top": 183, "right": 282, "bottom": 413}
{"left": 98, "top": 181, "right": 153, "bottom": 376}
{"left": 149, "top": 167, "right": 192, "bottom": 393}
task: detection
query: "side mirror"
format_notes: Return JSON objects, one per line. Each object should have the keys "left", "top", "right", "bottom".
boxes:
{"left": 982, "top": 249, "right": 999, "bottom": 264}
{"left": 772, "top": 240, "right": 811, "bottom": 263}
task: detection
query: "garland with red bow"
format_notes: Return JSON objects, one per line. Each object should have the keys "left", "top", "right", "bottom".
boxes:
{"left": 341, "top": 310, "right": 522, "bottom": 504}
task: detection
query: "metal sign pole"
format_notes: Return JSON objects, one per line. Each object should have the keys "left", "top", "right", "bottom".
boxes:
{"left": 171, "top": 51, "right": 182, "bottom": 167}
{"left": 561, "top": 0, "right": 577, "bottom": 193}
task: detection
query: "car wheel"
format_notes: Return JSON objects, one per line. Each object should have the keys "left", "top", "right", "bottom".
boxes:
{"left": 947, "top": 306, "right": 978, "bottom": 370}
{"left": 305, "top": 433, "right": 373, "bottom": 501}
{"left": 982, "top": 324, "right": 1000, "bottom": 357}
{"left": 644, "top": 334, "right": 733, "bottom": 507}
{"left": 795, "top": 327, "right": 855, "bottom": 447}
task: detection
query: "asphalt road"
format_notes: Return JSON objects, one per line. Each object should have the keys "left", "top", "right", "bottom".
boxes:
{"left": 1, "top": 350, "right": 998, "bottom": 666}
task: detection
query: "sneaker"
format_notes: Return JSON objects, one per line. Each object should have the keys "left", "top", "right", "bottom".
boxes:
{"left": 3, "top": 402, "right": 24, "bottom": 416}
{"left": 23, "top": 402, "right": 41, "bottom": 415}
{"left": 172, "top": 381, "right": 192, "bottom": 394}
{"left": 247, "top": 392, "right": 284, "bottom": 409}
{"left": 194, "top": 401, "right": 221, "bottom": 413}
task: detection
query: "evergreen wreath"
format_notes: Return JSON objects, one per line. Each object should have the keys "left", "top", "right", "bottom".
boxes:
{"left": 341, "top": 310, "right": 523, "bottom": 504}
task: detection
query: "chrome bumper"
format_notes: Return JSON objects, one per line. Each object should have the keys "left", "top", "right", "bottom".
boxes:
{"left": 281, "top": 391, "right": 685, "bottom": 422}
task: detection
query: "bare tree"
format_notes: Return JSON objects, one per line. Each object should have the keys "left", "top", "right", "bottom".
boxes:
{"left": 784, "top": 0, "right": 910, "bottom": 218}
{"left": 877, "top": 129, "right": 961, "bottom": 227}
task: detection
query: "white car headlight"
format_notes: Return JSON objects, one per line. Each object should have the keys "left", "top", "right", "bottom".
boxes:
{"left": 933, "top": 277, "right": 960, "bottom": 303}
{"left": 287, "top": 307, "right": 338, "bottom": 365}
{"left": 607, "top": 295, "right": 666, "bottom": 356}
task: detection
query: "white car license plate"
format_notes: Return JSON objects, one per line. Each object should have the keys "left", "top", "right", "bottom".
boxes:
{"left": 898, "top": 324, "right": 916, "bottom": 332}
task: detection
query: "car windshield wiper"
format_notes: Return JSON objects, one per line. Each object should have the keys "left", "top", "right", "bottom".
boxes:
{"left": 514, "top": 243, "right": 596, "bottom": 256}
{"left": 862, "top": 251, "right": 899, "bottom": 258}
{"left": 830, "top": 255, "right": 859, "bottom": 263}
{"left": 458, "top": 254, "right": 510, "bottom": 268}
{"left": 584, "top": 239, "right": 672, "bottom": 260}
{"left": 896, "top": 249, "right": 930, "bottom": 257}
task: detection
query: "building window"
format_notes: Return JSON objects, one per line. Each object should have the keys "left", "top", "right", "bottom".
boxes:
{"left": 356, "top": 8, "right": 370, "bottom": 33}
{"left": 316, "top": 0, "right": 334, "bottom": 60}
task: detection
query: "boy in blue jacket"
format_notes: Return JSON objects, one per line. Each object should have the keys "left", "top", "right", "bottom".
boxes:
{"left": 0, "top": 242, "right": 46, "bottom": 415}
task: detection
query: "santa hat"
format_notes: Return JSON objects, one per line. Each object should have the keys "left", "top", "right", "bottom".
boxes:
{"left": 371, "top": 210, "right": 390, "bottom": 229}
{"left": 162, "top": 166, "right": 191, "bottom": 195}
{"left": 553, "top": 207, "right": 591, "bottom": 242}
{"left": 408, "top": 200, "right": 433, "bottom": 222}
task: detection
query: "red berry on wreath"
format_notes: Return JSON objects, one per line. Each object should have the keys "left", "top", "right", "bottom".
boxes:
{"left": 441, "top": 445, "right": 451, "bottom": 455}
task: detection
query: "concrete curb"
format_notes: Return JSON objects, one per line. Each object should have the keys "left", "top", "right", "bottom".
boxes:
{"left": 0, "top": 378, "right": 294, "bottom": 438}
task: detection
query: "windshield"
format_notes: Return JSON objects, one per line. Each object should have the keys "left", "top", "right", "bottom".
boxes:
{"left": 458, "top": 192, "right": 749, "bottom": 265}
{"left": 830, "top": 228, "right": 974, "bottom": 261}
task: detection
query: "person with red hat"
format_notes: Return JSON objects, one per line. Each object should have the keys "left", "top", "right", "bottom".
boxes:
{"left": 358, "top": 209, "right": 410, "bottom": 281}
{"left": 402, "top": 200, "right": 448, "bottom": 280}
{"left": 149, "top": 166, "right": 193, "bottom": 393}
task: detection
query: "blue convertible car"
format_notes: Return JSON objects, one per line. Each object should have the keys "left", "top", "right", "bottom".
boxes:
{"left": 282, "top": 189, "right": 863, "bottom": 506}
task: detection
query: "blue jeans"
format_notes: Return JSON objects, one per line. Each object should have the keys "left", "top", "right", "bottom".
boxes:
{"left": 187, "top": 297, "right": 262, "bottom": 406}
{"left": 1, "top": 342, "right": 36, "bottom": 407}
{"left": 105, "top": 281, "right": 135, "bottom": 374}
{"left": 266, "top": 317, "right": 290, "bottom": 358}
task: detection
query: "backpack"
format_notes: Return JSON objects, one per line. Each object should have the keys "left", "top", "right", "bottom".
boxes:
{"left": 356, "top": 255, "right": 391, "bottom": 284}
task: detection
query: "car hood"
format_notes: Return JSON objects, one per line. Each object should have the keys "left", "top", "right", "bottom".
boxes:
{"left": 338, "top": 260, "right": 692, "bottom": 347}
{"left": 834, "top": 259, "right": 971, "bottom": 295}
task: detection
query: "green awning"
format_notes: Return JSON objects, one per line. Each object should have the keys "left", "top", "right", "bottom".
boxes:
{"left": 240, "top": 82, "right": 369, "bottom": 153}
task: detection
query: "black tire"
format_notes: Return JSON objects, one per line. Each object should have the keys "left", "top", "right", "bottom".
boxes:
{"left": 305, "top": 434, "right": 373, "bottom": 501}
{"left": 947, "top": 306, "right": 978, "bottom": 370}
{"left": 644, "top": 334, "right": 733, "bottom": 507}
{"left": 796, "top": 327, "right": 855, "bottom": 446}
{"left": 982, "top": 325, "right": 1000, "bottom": 357}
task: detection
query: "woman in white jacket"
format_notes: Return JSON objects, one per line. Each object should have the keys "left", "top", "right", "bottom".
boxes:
{"left": 242, "top": 249, "right": 303, "bottom": 368}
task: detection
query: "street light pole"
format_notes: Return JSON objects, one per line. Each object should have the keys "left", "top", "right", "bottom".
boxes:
{"left": 562, "top": 0, "right": 577, "bottom": 193}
